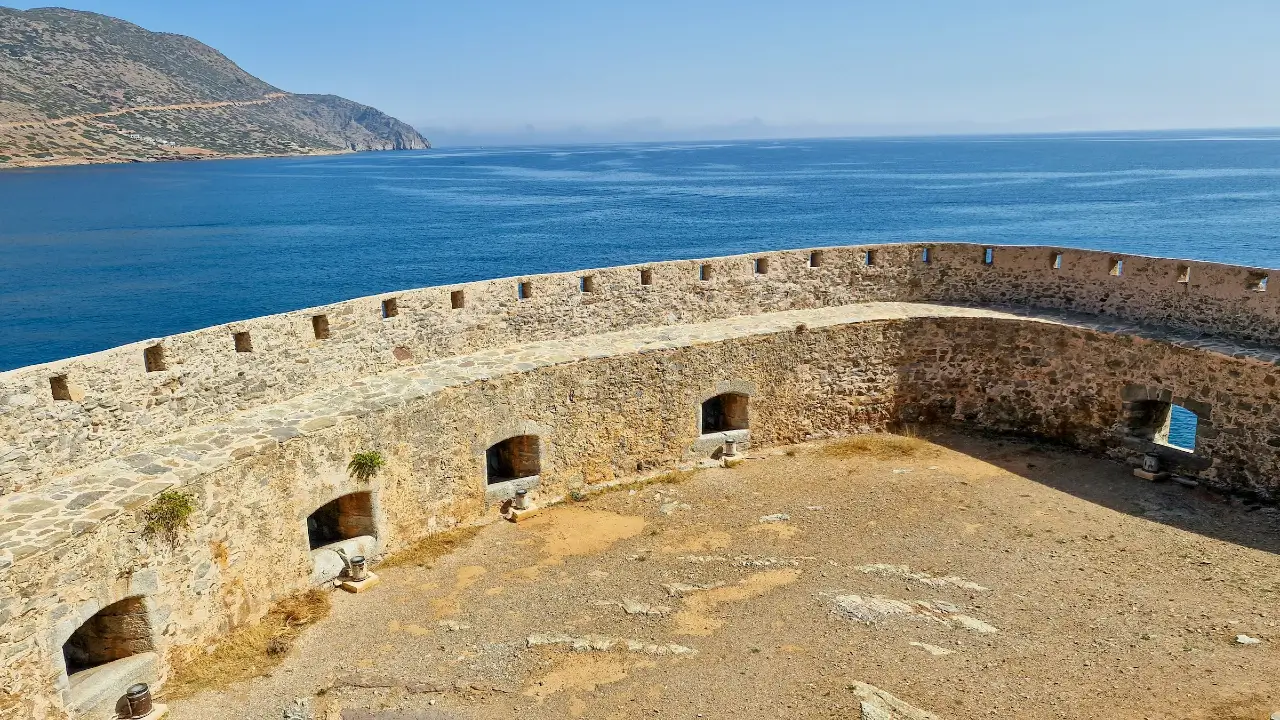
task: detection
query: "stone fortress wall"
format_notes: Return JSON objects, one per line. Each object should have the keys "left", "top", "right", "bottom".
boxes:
{"left": 1, "top": 243, "right": 1278, "bottom": 719}
{"left": 3, "top": 242, "right": 1277, "bottom": 496}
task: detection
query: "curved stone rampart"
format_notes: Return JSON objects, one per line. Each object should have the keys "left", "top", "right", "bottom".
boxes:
{"left": 1, "top": 245, "right": 1278, "bottom": 719}
{"left": 1, "top": 243, "right": 1276, "bottom": 496}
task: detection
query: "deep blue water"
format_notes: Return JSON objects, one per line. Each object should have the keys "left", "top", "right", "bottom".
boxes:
{"left": 2, "top": 131, "right": 1279, "bottom": 376}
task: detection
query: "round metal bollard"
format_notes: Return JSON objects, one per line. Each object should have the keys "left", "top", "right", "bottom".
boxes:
{"left": 126, "top": 683, "right": 153, "bottom": 718}
{"left": 347, "top": 555, "right": 368, "bottom": 581}
{"left": 513, "top": 489, "right": 531, "bottom": 510}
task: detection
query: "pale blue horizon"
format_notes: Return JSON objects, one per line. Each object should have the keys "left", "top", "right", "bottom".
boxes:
{"left": 6, "top": 1, "right": 1280, "bottom": 144}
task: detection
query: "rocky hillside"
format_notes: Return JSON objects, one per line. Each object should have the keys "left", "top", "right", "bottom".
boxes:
{"left": 0, "top": 6, "right": 428, "bottom": 168}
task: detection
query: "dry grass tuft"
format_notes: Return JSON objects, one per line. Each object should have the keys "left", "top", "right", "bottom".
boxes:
{"left": 574, "top": 468, "right": 703, "bottom": 502}
{"left": 378, "top": 525, "right": 482, "bottom": 569}
{"left": 821, "top": 433, "right": 939, "bottom": 461}
{"left": 162, "top": 588, "right": 330, "bottom": 701}
{"left": 638, "top": 468, "right": 702, "bottom": 487}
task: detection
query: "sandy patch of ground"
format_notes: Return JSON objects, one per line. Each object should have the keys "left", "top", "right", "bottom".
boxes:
{"left": 166, "top": 431, "right": 1280, "bottom": 720}
{"left": 674, "top": 569, "right": 801, "bottom": 635}
{"left": 510, "top": 507, "right": 645, "bottom": 579}
{"left": 523, "top": 653, "right": 653, "bottom": 701}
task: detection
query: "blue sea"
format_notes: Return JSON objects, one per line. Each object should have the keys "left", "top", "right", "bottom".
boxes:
{"left": 2, "top": 131, "right": 1279, "bottom": 378}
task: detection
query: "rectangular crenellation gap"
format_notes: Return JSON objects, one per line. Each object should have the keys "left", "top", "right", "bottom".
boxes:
{"left": 580, "top": 275, "right": 595, "bottom": 293}
{"left": 699, "top": 264, "right": 712, "bottom": 281}
{"left": 450, "top": 290, "right": 465, "bottom": 309}
{"left": 864, "top": 250, "right": 876, "bottom": 266}
{"left": 1052, "top": 252, "right": 1063, "bottom": 269}
{"left": 983, "top": 247, "right": 994, "bottom": 265}
{"left": 1177, "top": 265, "right": 1191, "bottom": 284}
{"left": 50, "top": 375, "right": 71, "bottom": 401}
{"left": 808, "top": 250, "right": 823, "bottom": 268}
{"left": 381, "top": 298, "right": 399, "bottom": 318}
{"left": 1248, "top": 273, "right": 1269, "bottom": 292}
{"left": 754, "top": 257, "right": 769, "bottom": 275}
{"left": 518, "top": 281, "right": 532, "bottom": 299}
{"left": 311, "top": 314, "right": 331, "bottom": 340}
{"left": 921, "top": 247, "right": 932, "bottom": 264}
{"left": 233, "top": 331, "right": 253, "bottom": 353}
{"left": 1110, "top": 258, "right": 1124, "bottom": 276}
{"left": 143, "top": 344, "right": 166, "bottom": 372}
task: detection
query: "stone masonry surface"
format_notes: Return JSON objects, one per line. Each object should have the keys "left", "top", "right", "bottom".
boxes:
{"left": 3, "top": 243, "right": 1277, "bottom": 495}
{"left": 1, "top": 243, "right": 1279, "bottom": 719}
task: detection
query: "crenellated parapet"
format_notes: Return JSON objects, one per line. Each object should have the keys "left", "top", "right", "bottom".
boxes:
{"left": 0, "top": 244, "right": 1277, "bottom": 720}
{"left": 1, "top": 243, "right": 1275, "bottom": 497}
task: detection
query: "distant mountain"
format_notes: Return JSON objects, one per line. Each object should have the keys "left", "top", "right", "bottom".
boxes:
{"left": 0, "top": 6, "right": 428, "bottom": 168}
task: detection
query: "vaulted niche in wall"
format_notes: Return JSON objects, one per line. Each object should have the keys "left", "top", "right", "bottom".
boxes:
{"left": 486, "top": 435, "right": 541, "bottom": 485}
{"left": 307, "top": 492, "right": 376, "bottom": 550}
{"left": 1128, "top": 400, "right": 1199, "bottom": 452}
{"left": 62, "top": 596, "right": 155, "bottom": 678}
{"left": 701, "top": 392, "right": 749, "bottom": 434}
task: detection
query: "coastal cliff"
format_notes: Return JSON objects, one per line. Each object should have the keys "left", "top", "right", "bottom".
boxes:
{"left": 0, "top": 6, "right": 429, "bottom": 169}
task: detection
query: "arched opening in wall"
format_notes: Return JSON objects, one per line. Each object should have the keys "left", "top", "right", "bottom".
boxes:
{"left": 307, "top": 492, "right": 376, "bottom": 550}
{"left": 701, "top": 393, "right": 749, "bottom": 434}
{"left": 62, "top": 596, "right": 155, "bottom": 681}
{"left": 487, "top": 435, "right": 541, "bottom": 485}
{"left": 1127, "top": 400, "right": 1199, "bottom": 453}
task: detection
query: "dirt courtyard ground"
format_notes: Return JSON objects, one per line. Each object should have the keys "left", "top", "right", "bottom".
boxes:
{"left": 166, "top": 432, "right": 1280, "bottom": 720}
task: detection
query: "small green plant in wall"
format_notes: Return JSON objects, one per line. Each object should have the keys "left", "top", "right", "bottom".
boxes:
{"left": 348, "top": 450, "right": 385, "bottom": 482}
{"left": 142, "top": 489, "right": 197, "bottom": 546}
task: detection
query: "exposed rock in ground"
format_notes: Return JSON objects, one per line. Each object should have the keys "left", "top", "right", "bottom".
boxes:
{"left": 661, "top": 581, "right": 725, "bottom": 597}
{"left": 282, "top": 698, "right": 313, "bottom": 720}
{"left": 855, "top": 563, "right": 990, "bottom": 592}
{"left": 525, "top": 633, "right": 696, "bottom": 655}
{"left": 909, "top": 641, "right": 955, "bottom": 656}
{"left": 849, "top": 682, "right": 945, "bottom": 720}
{"left": 832, "top": 594, "right": 999, "bottom": 633}
{"left": 341, "top": 711, "right": 461, "bottom": 720}
{"left": 619, "top": 598, "right": 672, "bottom": 616}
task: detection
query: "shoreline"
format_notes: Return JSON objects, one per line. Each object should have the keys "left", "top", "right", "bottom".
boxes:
{"left": 0, "top": 147, "right": 410, "bottom": 172}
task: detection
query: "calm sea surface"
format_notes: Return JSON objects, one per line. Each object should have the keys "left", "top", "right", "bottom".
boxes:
{"left": 2, "top": 132, "right": 1279, "bottom": 375}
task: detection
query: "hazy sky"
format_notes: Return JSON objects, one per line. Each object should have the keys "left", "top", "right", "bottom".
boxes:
{"left": 9, "top": 1, "right": 1280, "bottom": 141}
